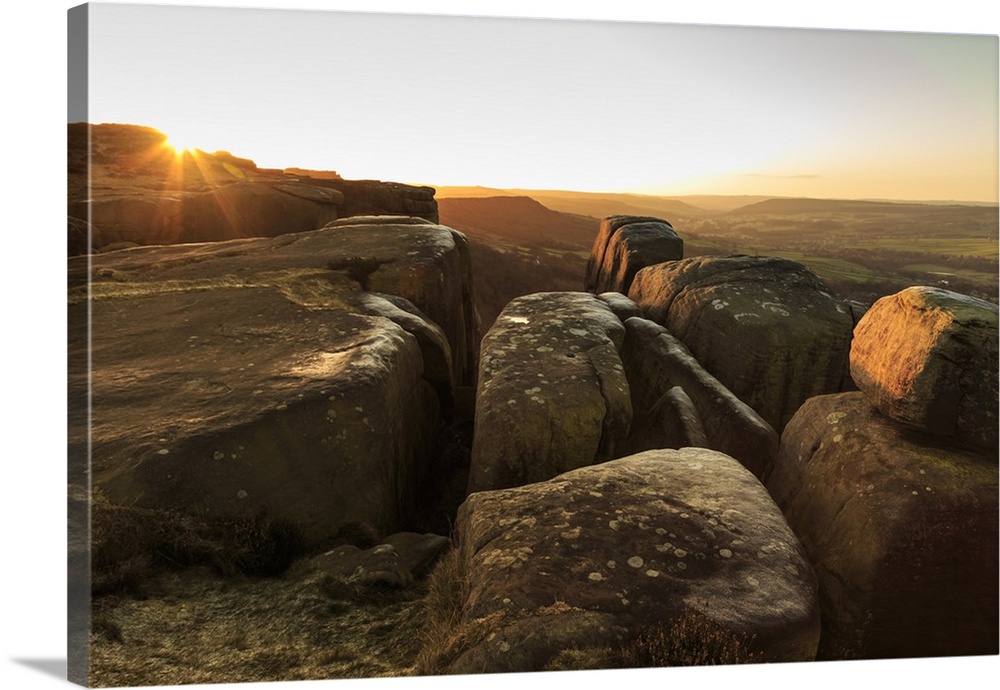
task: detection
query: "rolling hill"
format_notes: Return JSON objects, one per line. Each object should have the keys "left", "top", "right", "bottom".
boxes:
{"left": 436, "top": 196, "right": 597, "bottom": 250}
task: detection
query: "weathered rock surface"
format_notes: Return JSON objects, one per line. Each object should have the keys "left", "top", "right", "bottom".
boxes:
{"left": 322, "top": 218, "right": 479, "bottom": 389}
{"left": 628, "top": 255, "right": 855, "bottom": 431}
{"left": 596, "top": 291, "right": 644, "bottom": 322}
{"left": 619, "top": 316, "right": 778, "bottom": 478}
{"left": 292, "top": 530, "right": 450, "bottom": 583}
{"left": 850, "top": 286, "right": 999, "bottom": 453}
{"left": 382, "top": 532, "right": 452, "bottom": 578}
{"left": 333, "top": 179, "right": 438, "bottom": 224}
{"left": 293, "top": 541, "right": 420, "bottom": 587}
{"left": 68, "top": 221, "right": 477, "bottom": 546}
{"left": 767, "top": 392, "right": 999, "bottom": 659}
{"left": 445, "top": 450, "right": 820, "bottom": 673}
{"left": 585, "top": 215, "right": 678, "bottom": 293}
{"left": 468, "top": 292, "right": 631, "bottom": 493}
{"left": 67, "top": 123, "right": 439, "bottom": 252}
{"left": 591, "top": 219, "right": 683, "bottom": 295}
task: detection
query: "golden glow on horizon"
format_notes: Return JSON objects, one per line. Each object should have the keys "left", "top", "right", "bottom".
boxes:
{"left": 139, "top": 112, "right": 997, "bottom": 203}
{"left": 87, "top": 8, "right": 999, "bottom": 205}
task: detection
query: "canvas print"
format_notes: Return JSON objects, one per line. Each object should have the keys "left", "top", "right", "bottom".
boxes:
{"left": 67, "top": 3, "right": 999, "bottom": 687}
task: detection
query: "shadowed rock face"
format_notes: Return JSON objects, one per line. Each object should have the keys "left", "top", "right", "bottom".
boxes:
{"left": 625, "top": 385, "right": 710, "bottom": 453}
{"left": 468, "top": 292, "right": 631, "bottom": 493}
{"left": 584, "top": 215, "right": 677, "bottom": 293}
{"left": 596, "top": 291, "right": 644, "bottom": 322}
{"left": 850, "top": 286, "right": 999, "bottom": 453}
{"left": 767, "top": 392, "right": 998, "bottom": 660}
{"left": 620, "top": 316, "right": 778, "bottom": 479}
{"left": 628, "top": 255, "right": 855, "bottom": 432}
{"left": 68, "top": 221, "right": 477, "bottom": 546}
{"left": 448, "top": 450, "right": 821, "bottom": 673}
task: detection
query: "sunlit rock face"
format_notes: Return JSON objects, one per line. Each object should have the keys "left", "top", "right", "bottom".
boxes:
{"left": 619, "top": 316, "right": 778, "bottom": 479}
{"left": 585, "top": 215, "right": 681, "bottom": 294}
{"left": 68, "top": 220, "right": 477, "bottom": 546}
{"left": 767, "top": 392, "right": 999, "bottom": 660}
{"left": 586, "top": 216, "right": 683, "bottom": 295}
{"left": 850, "top": 286, "right": 999, "bottom": 453}
{"left": 468, "top": 292, "right": 631, "bottom": 493}
{"left": 66, "top": 123, "right": 438, "bottom": 251}
{"left": 628, "top": 255, "right": 855, "bottom": 432}
{"left": 445, "top": 450, "right": 821, "bottom": 674}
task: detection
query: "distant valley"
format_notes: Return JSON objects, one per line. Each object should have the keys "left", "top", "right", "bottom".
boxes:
{"left": 437, "top": 187, "right": 998, "bottom": 330}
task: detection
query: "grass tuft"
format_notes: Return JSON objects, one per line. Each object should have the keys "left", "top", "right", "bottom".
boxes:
{"left": 615, "top": 608, "right": 761, "bottom": 667}
{"left": 411, "top": 547, "right": 471, "bottom": 675}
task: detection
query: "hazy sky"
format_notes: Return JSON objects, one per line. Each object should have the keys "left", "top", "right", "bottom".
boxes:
{"left": 80, "top": 2, "right": 998, "bottom": 201}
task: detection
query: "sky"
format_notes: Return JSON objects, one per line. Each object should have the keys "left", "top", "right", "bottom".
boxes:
{"left": 77, "top": 2, "right": 999, "bottom": 202}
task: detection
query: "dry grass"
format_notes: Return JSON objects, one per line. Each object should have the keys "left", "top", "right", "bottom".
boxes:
{"left": 615, "top": 609, "right": 761, "bottom": 667}
{"left": 89, "top": 566, "right": 428, "bottom": 687}
{"left": 411, "top": 547, "right": 469, "bottom": 674}
{"left": 87, "top": 494, "right": 439, "bottom": 686}
{"left": 544, "top": 609, "right": 760, "bottom": 671}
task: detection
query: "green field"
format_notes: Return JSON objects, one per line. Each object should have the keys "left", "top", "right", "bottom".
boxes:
{"left": 768, "top": 252, "right": 881, "bottom": 283}
{"left": 846, "top": 237, "right": 998, "bottom": 258}
{"left": 903, "top": 263, "right": 999, "bottom": 283}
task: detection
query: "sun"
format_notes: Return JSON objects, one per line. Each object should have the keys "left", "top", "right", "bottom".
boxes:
{"left": 164, "top": 133, "right": 199, "bottom": 157}
{"left": 159, "top": 123, "right": 212, "bottom": 159}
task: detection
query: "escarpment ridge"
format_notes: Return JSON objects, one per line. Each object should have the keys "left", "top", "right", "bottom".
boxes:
{"left": 68, "top": 123, "right": 438, "bottom": 253}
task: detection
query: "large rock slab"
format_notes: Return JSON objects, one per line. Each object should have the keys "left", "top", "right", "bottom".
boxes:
{"left": 850, "top": 286, "right": 999, "bottom": 453}
{"left": 74, "top": 220, "right": 479, "bottom": 390}
{"left": 68, "top": 221, "right": 477, "bottom": 546}
{"left": 442, "top": 450, "right": 820, "bottom": 673}
{"left": 468, "top": 292, "right": 631, "bottom": 493}
{"left": 620, "top": 317, "right": 778, "bottom": 479}
{"left": 629, "top": 255, "right": 855, "bottom": 431}
{"left": 767, "top": 392, "right": 999, "bottom": 659}
{"left": 590, "top": 219, "right": 683, "bottom": 295}
{"left": 585, "top": 215, "right": 675, "bottom": 292}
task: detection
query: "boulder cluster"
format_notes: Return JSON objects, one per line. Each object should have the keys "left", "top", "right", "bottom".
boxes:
{"left": 447, "top": 215, "right": 997, "bottom": 670}
{"left": 72, "top": 196, "right": 997, "bottom": 675}
{"left": 768, "top": 286, "right": 998, "bottom": 659}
